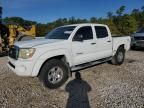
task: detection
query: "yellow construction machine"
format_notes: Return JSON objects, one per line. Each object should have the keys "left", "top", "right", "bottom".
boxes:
{"left": 8, "top": 24, "right": 36, "bottom": 46}
{"left": 0, "top": 24, "right": 36, "bottom": 53}
{"left": 0, "top": 6, "right": 36, "bottom": 54}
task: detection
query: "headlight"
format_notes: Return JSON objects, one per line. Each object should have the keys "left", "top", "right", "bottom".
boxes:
{"left": 19, "top": 48, "right": 36, "bottom": 59}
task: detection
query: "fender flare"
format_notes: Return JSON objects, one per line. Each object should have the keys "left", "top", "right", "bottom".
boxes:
{"left": 31, "top": 49, "right": 72, "bottom": 76}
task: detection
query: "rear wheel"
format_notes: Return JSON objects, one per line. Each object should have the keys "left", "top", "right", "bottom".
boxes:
{"left": 39, "top": 59, "right": 69, "bottom": 89}
{"left": 111, "top": 47, "right": 125, "bottom": 65}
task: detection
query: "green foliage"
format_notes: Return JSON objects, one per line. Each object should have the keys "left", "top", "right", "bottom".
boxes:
{"left": 117, "top": 14, "right": 137, "bottom": 35}
{"left": 3, "top": 17, "right": 37, "bottom": 26}
{"left": 107, "top": 12, "right": 113, "bottom": 19}
{"left": 2, "top": 6, "right": 144, "bottom": 36}
{"left": 90, "top": 17, "right": 97, "bottom": 23}
{"left": 36, "top": 23, "right": 48, "bottom": 36}
{"left": 141, "top": 6, "right": 144, "bottom": 12}
{"left": 105, "top": 19, "right": 120, "bottom": 35}
{"left": 131, "top": 7, "right": 144, "bottom": 28}
{"left": 116, "top": 6, "right": 126, "bottom": 16}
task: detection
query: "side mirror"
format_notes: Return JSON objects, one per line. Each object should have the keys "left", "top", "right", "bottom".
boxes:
{"left": 73, "top": 34, "right": 83, "bottom": 42}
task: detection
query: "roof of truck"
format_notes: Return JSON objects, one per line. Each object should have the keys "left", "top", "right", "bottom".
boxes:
{"left": 63, "top": 23, "right": 107, "bottom": 27}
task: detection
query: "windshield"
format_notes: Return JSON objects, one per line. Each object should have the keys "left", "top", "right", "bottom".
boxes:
{"left": 137, "top": 27, "right": 144, "bottom": 33}
{"left": 45, "top": 26, "right": 76, "bottom": 39}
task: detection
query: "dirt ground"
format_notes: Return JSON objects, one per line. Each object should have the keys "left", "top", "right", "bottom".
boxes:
{"left": 0, "top": 50, "right": 144, "bottom": 108}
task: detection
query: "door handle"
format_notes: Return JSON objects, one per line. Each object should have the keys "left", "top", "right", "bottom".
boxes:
{"left": 107, "top": 40, "right": 111, "bottom": 42}
{"left": 76, "top": 53, "right": 83, "bottom": 55}
{"left": 91, "top": 43, "right": 96, "bottom": 45}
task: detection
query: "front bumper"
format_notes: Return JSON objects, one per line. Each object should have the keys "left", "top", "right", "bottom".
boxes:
{"left": 7, "top": 57, "right": 36, "bottom": 77}
{"left": 131, "top": 40, "right": 144, "bottom": 48}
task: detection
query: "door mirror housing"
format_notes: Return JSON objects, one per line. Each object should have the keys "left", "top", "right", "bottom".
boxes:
{"left": 73, "top": 34, "right": 83, "bottom": 42}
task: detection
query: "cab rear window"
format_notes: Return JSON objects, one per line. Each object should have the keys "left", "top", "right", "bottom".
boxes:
{"left": 95, "top": 26, "right": 108, "bottom": 38}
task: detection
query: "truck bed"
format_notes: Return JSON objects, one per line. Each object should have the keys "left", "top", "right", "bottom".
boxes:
{"left": 112, "top": 36, "right": 131, "bottom": 54}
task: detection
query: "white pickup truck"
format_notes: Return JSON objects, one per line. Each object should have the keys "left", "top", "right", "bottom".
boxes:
{"left": 8, "top": 24, "right": 131, "bottom": 89}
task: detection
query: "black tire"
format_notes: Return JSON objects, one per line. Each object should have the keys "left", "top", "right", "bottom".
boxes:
{"left": 39, "top": 59, "right": 69, "bottom": 89}
{"left": 111, "top": 47, "right": 125, "bottom": 65}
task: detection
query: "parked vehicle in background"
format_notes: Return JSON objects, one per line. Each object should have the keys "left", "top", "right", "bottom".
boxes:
{"left": 0, "top": 36, "right": 2, "bottom": 53}
{"left": 131, "top": 27, "right": 144, "bottom": 49}
{"left": 8, "top": 24, "right": 131, "bottom": 89}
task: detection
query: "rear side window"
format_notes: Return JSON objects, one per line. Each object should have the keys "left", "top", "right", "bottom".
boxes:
{"left": 74, "top": 26, "right": 93, "bottom": 40}
{"left": 95, "top": 26, "right": 108, "bottom": 38}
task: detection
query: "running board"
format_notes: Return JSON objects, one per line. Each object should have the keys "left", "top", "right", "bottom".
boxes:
{"left": 71, "top": 57, "right": 112, "bottom": 72}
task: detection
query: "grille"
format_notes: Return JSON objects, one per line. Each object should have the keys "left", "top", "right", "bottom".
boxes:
{"left": 9, "top": 46, "right": 19, "bottom": 60}
{"left": 134, "top": 36, "right": 144, "bottom": 40}
{"left": 136, "top": 41, "right": 144, "bottom": 44}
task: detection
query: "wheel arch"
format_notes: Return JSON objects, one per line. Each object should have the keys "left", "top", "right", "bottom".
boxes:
{"left": 119, "top": 44, "right": 125, "bottom": 50}
{"left": 37, "top": 55, "right": 69, "bottom": 76}
{"left": 111, "top": 44, "right": 126, "bottom": 65}
{"left": 31, "top": 50, "right": 72, "bottom": 77}
{"left": 113, "top": 44, "right": 125, "bottom": 55}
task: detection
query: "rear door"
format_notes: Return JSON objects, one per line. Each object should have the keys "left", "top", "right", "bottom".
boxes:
{"left": 71, "top": 26, "right": 97, "bottom": 65}
{"left": 94, "top": 26, "right": 113, "bottom": 58}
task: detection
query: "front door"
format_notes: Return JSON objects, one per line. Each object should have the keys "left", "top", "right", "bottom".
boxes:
{"left": 71, "top": 26, "right": 97, "bottom": 65}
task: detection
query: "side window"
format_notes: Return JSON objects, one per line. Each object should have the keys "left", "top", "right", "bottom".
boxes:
{"left": 95, "top": 26, "right": 108, "bottom": 38}
{"left": 73, "top": 26, "right": 93, "bottom": 40}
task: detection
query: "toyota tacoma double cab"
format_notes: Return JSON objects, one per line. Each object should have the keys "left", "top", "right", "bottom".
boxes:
{"left": 8, "top": 24, "right": 131, "bottom": 89}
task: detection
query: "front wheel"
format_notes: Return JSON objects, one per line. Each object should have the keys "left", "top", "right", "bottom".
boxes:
{"left": 39, "top": 59, "right": 69, "bottom": 89}
{"left": 111, "top": 47, "right": 125, "bottom": 65}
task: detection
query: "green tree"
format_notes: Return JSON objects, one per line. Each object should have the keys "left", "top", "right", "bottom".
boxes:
{"left": 141, "top": 6, "right": 144, "bottom": 12}
{"left": 36, "top": 23, "right": 49, "bottom": 36}
{"left": 116, "top": 6, "right": 125, "bottom": 16}
{"left": 132, "top": 9, "right": 140, "bottom": 14}
{"left": 90, "top": 17, "right": 97, "bottom": 23}
{"left": 131, "top": 8, "right": 144, "bottom": 28}
{"left": 107, "top": 12, "right": 113, "bottom": 19}
{"left": 118, "top": 14, "right": 137, "bottom": 35}
{"left": 105, "top": 19, "right": 120, "bottom": 35}
{"left": 69, "top": 17, "right": 76, "bottom": 24}
{"left": 3, "top": 17, "right": 36, "bottom": 26}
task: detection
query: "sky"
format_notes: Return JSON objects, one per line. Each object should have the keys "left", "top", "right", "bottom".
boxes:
{"left": 0, "top": 0, "right": 144, "bottom": 23}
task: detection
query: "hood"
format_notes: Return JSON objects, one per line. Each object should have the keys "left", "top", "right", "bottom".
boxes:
{"left": 132, "top": 33, "right": 144, "bottom": 37}
{"left": 15, "top": 38, "right": 64, "bottom": 48}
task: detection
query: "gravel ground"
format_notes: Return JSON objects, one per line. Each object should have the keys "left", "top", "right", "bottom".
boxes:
{"left": 0, "top": 50, "right": 144, "bottom": 108}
